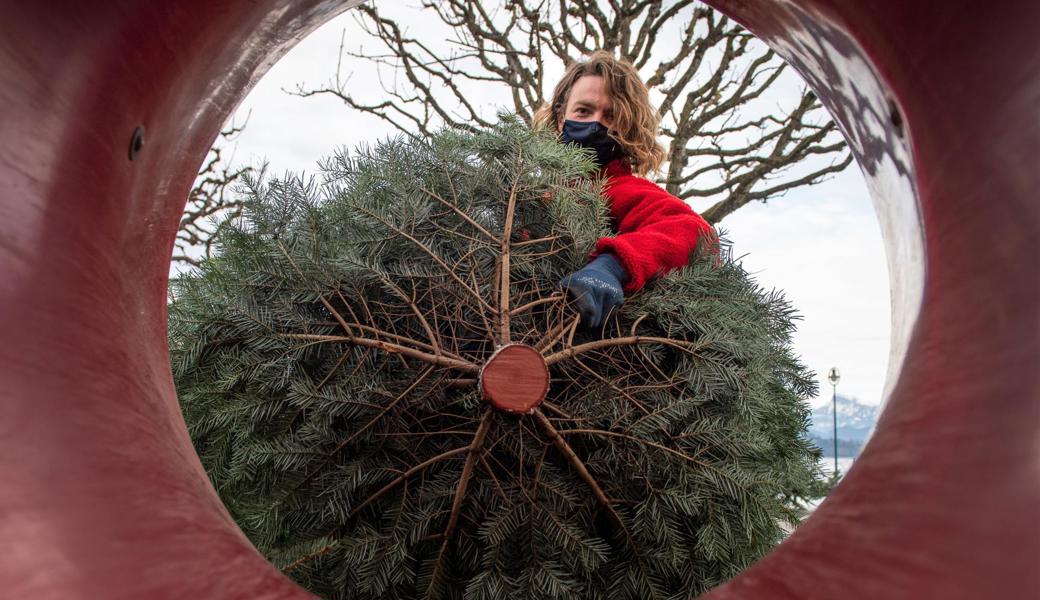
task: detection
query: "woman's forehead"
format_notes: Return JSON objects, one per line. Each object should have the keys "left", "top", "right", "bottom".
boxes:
{"left": 567, "top": 75, "right": 611, "bottom": 108}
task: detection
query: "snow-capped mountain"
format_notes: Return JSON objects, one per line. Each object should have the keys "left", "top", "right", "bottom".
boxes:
{"left": 809, "top": 395, "right": 880, "bottom": 456}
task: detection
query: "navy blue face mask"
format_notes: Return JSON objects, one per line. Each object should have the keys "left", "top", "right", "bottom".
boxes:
{"left": 560, "top": 120, "right": 624, "bottom": 168}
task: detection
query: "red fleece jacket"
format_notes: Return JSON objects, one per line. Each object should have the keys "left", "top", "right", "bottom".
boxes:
{"left": 593, "top": 159, "right": 716, "bottom": 293}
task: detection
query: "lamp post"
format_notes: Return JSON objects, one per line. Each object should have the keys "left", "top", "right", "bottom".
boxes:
{"left": 827, "top": 367, "right": 841, "bottom": 477}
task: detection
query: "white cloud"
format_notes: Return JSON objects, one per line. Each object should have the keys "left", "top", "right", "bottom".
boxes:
{"left": 718, "top": 164, "right": 891, "bottom": 406}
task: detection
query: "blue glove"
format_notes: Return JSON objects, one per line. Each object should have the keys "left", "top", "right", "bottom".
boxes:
{"left": 558, "top": 254, "right": 628, "bottom": 329}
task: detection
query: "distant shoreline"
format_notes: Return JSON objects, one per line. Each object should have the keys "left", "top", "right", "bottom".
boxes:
{"left": 809, "top": 435, "right": 864, "bottom": 457}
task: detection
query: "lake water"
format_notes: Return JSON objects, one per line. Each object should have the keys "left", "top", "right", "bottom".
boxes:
{"left": 790, "top": 457, "right": 858, "bottom": 521}
{"left": 819, "top": 457, "right": 857, "bottom": 478}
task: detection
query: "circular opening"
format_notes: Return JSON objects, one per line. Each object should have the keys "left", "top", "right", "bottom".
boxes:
{"left": 166, "top": 3, "right": 915, "bottom": 594}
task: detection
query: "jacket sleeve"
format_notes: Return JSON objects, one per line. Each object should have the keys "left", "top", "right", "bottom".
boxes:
{"left": 592, "top": 173, "right": 716, "bottom": 293}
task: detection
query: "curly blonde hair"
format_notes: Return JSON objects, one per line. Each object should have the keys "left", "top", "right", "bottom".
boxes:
{"left": 533, "top": 51, "right": 665, "bottom": 176}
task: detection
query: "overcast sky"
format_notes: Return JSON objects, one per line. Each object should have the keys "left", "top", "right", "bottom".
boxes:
{"left": 211, "top": 7, "right": 891, "bottom": 407}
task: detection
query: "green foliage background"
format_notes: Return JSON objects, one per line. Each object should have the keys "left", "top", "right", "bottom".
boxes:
{"left": 169, "top": 117, "right": 824, "bottom": 599}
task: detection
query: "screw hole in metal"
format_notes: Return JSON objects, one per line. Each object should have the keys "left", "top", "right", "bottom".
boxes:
{"left": 128, "top": 125, "right": 145, "bottom": 161}
{"left": 888, "top": 100, "right": 904, "bottom": 135}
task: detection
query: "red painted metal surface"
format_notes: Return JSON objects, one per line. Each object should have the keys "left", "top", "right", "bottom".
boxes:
{"left": 0, "top": 1, "right": 1036, "bottom": 599}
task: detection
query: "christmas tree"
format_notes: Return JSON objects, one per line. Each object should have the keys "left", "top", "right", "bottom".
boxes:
{"left": 169, "top": 116, "right": 824, "bottom": 599}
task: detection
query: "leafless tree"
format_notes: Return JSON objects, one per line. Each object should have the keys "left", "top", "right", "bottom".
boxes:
{"left": 292, "top": 1, "right": 852, "bottom": 224}
{"left": 173, "top": 120, "right": 252, "bottom": 267}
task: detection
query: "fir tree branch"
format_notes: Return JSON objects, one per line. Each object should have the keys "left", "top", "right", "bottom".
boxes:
{"left": 629, "top": 313, "right": 648, "bottom": 336}
{"left": 335, "top": 366, "right": 438, "bottom": 453}
{"left": 282, "top": 543, "right": 336, "bottom": 574}
{"left": 543, "top": 335, "right": 707, "bottom": 366}
{"left": 271, "top": 366, "right": 439, "bottom": 515}
{"left": 541, "top": 400, "right": 585, "bottom": 422}
{"left": 557, "top": 428, "right": 710, "bottom": 469}
{"left": 427, "top": 407, "right": 493, "bottom": 595}
{"left": 339, "top": 321, "right": 445, "bottom": 357}
{"left": 477, "top": 450, "right": 511, "bottom": 505}
{"left": 367, "top": 271, "right": 446, "bottom": 358}
{"left": 509, "top": 293, "right": 565, "bottom": 317}
{"left": 431, "top": 219, "right": 489, "bottom": 246}
{"left": 348, "top": 445, "right": 472, "bottom": 519}
{"left": 275, "top": 240, "right": 357, "bottom": 339}
{"left": 445, "top": 378, "right": 477, "bottom": 389}
{"left": 280, "top": 333, "right": 479, "bottom": 373}
{"left": 374, "top": 429, "right": 477, "bottom": 438}
{"left": 565, "top": 314, "right": 580, "bottom": 348}
{"left": 510, "top": 234, "right": 562, "bottom": 248}
{"left": 314, "top": 349, "right": 353, "bottom": 391}
{"left": 531, "top": 408, "right": 630, "bottom": 540}
{"left": 354, "top": 205, "right": 497, "bottom": 315}
{"left": 469, "top": 268, "right": 498, "bottom": 347}
{"left": 513, "top": 245, "right": 568, "bottom": 260}
{"left": 420, "top": 185, "right": 500, "bottom": 243}
{"left": 498, "top": 175, "right": 521, "bottom": 343}
{"left": 534, "top": 315, "right": 579, "bottom": 354}
{"left": 622, "top": 382, "right": 694, "bottom": 433}
{"left": 282, "top": 438, "right": 473, "bottom": 575}
{"left": 570, "top": 355, "right": 651, "bottom": 417}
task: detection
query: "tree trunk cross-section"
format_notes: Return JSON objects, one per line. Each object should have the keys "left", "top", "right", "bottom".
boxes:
{"left": 479, "top": 343, "right": 549, "bottom": 414}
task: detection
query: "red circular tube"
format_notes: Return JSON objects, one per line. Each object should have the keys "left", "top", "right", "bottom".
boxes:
{"left": 0, "top": 1, "right": 1036, "bottom": 598}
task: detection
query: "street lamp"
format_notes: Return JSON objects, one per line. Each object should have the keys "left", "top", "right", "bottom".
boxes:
{"left": 827, "top": 367, "right": 841, "bottom": 476}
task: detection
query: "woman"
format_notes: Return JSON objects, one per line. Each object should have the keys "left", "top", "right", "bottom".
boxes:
{"left": 534, "top": 51, "right": 716, "bottom": 328}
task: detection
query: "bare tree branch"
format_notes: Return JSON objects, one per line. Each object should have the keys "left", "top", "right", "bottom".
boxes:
{"left": 292, "top": 1, "right": 852, "bottom": 226}
{"left": 173, "top": 118, "right": 252, "bottom": 266}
